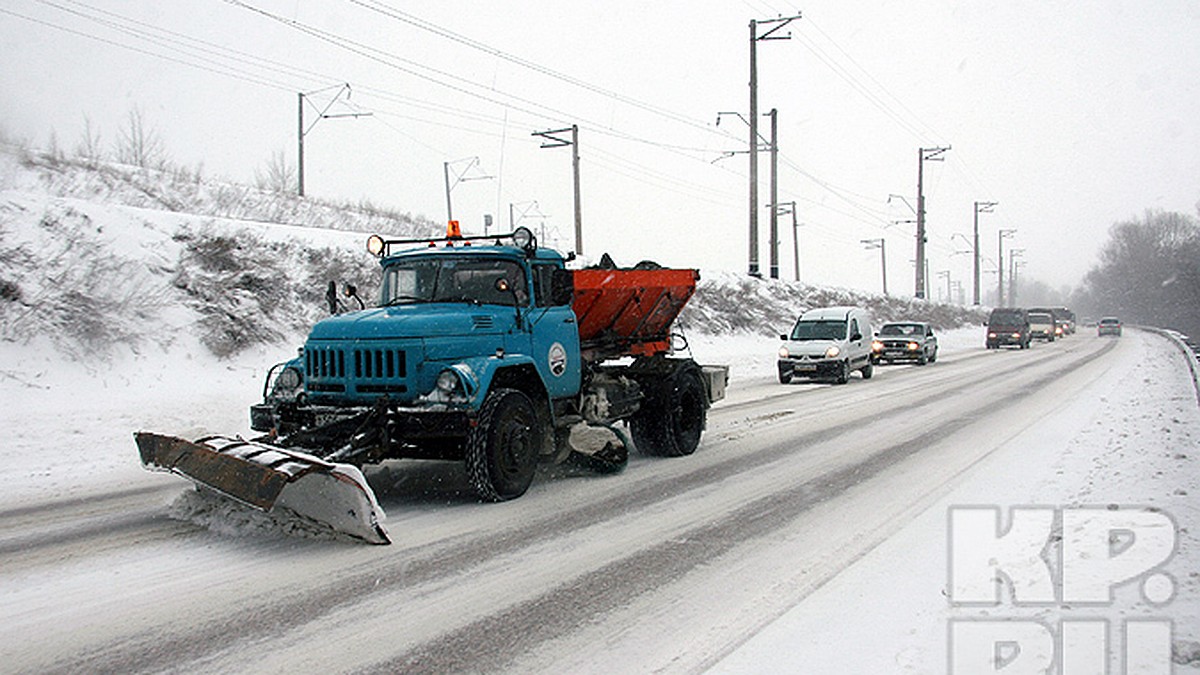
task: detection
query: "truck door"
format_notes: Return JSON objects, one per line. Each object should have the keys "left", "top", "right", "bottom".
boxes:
{"left": 529, "top": 263, "right": 581, "bottom": 398}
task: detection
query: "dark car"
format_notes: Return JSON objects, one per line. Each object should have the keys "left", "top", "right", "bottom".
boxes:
{"left": 986, "top": 307, "right": 1031, "bottom": 349}
{"left": 1097, "top": 316, "right": 1122, "bottom": 337}
{"left": 872, "top": 321, "right": 939, "bottom": 365}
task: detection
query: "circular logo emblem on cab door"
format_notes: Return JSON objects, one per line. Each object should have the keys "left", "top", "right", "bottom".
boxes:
{"left": 548, "top": 342, "right": 568, "bottom": 377}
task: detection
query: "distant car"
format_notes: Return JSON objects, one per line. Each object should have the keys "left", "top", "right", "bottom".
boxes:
{"left": 1097, "top": 316, "right": 1122, "bottom": 337}
{"left": 872, "top": 321, "right": 938, "bottom": 365}
{"left": 1029, "top": 311, "right": 1056, "bottom": 342}
{"left": 987, "top": 307, "right": 1031, "bottom": 349}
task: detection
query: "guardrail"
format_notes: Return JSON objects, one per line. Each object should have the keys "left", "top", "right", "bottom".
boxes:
{"left": 1144, "top": 326, "right": 1200, "bottom": 406}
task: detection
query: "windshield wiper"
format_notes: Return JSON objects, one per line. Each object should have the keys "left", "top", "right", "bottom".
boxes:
{"left": 384, "top": 295, "right": 429, "bottom": 306}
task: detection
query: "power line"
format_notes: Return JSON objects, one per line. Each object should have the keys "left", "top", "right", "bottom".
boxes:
{"left": 346, "top": 0, "right": 738, "bottom": 142}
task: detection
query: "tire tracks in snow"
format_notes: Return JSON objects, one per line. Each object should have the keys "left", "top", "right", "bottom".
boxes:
{"left": 45, "top": 338, "right": 1116, "bottom": 674}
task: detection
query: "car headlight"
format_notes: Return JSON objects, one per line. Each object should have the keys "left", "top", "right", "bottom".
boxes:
{"left": 778, "top": 346, "right": 790, "bottom": 359}
{"left": 907, "top": 341, "right": 920, "bottom": 351}
{"left": 871, "top": 340, "right": 883, "bottom": 353}
{"left": 825, "top": 345, "right": 841, "bottom": 359}
{"left": 988, "top": 332, "right": 997, "bottom": 338}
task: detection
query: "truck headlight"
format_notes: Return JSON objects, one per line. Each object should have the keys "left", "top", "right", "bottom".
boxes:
{"left": 436, "top": 369, "right": 461, "bottom": 394}
{"left": 269, "top": 365, "right": 303, "bottom": 400}
{"left": 825, "top": 345, "right": 841, "bottom": 359}
{"left": 778, "top": 346, "right": 790, "bottom": 359}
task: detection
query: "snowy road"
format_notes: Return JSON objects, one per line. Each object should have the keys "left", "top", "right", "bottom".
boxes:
{"left": 2, "top": 329, "right": 1197, "bottom": 673}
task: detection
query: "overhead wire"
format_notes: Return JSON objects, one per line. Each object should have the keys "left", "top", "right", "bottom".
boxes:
{"left": 10, "top": 0, "right": 993, "bottom": 283}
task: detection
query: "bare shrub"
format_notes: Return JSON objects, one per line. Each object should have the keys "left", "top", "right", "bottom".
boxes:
{"left": 0, "top": 204, "right": 169, "bottom": 357}
{"left": 114, "top": 107, "right": 165, "bottom": 169}
{"left": 172, "top": 227, "right": 378, "bottom": 357}
{"left": 255, "top": 150, "right": 296, "bottom": 194}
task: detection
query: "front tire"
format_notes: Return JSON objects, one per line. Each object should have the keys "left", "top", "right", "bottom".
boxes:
{"left": 631, "top": 367, "right": 707, "bottom": 457}
{"left": 466, "top": 388, "right": 540, "bottom": 502}
{"left": 834, "top": 360, "right": 850, "bottom": 384}
{"left": 860, "top": 362, "right": 874, "bottom": 379}
{"left": 778, "top": 364, "right": 793, "bottom": 384}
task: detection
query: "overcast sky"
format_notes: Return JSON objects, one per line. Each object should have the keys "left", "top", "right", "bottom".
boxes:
{"left": 2, "top": 0, "right": 1197, "bottom": 300}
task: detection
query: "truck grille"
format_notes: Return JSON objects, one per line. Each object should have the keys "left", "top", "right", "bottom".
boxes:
{"left": 304, "top": 347, "right": 408, "bottom": 380}
{"left": 353, "top": 348, "right": 407, "bottom": 379}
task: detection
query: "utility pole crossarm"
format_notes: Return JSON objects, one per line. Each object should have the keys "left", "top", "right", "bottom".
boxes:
{"left": 533, "top": 125, "right": 583, "bottom": 255}
{"left": 532, "top": 128, "right": 573, "bottom": 148}
{"left": 297, "top": 83, "right": 370, "bottom": 197}
{"left": 755, "top": 14, "right": 803, "bottom": 40}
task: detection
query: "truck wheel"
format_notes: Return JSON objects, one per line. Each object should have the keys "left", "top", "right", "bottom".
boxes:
{"left": 466, "top": 388, "right": 540, "bottom": 502}
{"left": 631, "top": 368, "right": 706, "bottom": 457}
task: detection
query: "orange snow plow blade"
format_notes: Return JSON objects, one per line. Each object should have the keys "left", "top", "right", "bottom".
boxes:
{"left": 134, "top": 432, "right": 390, "bottom": 544}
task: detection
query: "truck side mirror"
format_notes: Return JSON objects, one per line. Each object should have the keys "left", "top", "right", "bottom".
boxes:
{"left": 550, "top": 268, "right": 575, "bottom": 306}
{"left": 342, "top": 283, "right": 365, "bottom": 311}
{"left": 326, "top": 281, "right": 338, "bottom": 315}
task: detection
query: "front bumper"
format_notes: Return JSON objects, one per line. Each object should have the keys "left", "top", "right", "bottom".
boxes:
{"left": 778, "top": 358, "right": 841, "bottom": 379}
{"left": 251, "top": 400, "right": 474, "bottom": 460}
{"left": 874, "top": 342, "right": 925, "bottom": 362}
{"left": 987, "top": 332, "right": 1027, "bottom": 347}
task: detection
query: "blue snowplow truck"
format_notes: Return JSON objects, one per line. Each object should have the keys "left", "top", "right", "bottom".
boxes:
{"left": 135, "top": 226, "right": 728, "bottom": 544}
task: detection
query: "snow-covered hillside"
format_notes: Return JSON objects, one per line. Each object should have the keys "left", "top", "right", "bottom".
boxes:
{"left": 0, "top": 144, "right": 984, "bottom": 366}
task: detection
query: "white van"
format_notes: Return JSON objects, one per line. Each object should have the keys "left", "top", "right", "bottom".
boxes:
{"left": 777, "top": 306, "right": 875, "bottom": 384}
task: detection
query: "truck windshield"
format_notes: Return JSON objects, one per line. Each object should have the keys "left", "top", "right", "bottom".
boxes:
{"left": 380, "top": 257, "right": 527, "bottom": 307}
{"left": 790, "top": 320, "right": 846, "bottom": 341}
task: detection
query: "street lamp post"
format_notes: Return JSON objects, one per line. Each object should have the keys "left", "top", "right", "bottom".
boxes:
{"left": 861, "top": 238, "right": 887, "bottom": 296}
{"left": 972, "top": 201, "right": 998, "bottom": 305}
{"left": 443, "top": 156, "right": 492, "bottom": 225}
{"left": 1008, "top": 248, "right": 1025, "bottom": 306}
{"left": 998, "top": 228, "right": 1017, "bottom": 306}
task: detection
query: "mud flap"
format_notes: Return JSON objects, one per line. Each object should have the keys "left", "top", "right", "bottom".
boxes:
{"left": 134, "top": 432, "right": 390, "bottom": 545}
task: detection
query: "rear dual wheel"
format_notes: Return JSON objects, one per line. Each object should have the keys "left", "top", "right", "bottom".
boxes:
{"left": 631, "top": 367, "right": 706, "bottom": 457}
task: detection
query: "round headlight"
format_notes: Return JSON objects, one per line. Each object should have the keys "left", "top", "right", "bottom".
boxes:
{"left": 511, "top": 226, "right": 535, "bottom": 251}
{"left": 907, "top": 341, "right": 920, "bottom": 351}
{"left": 366, "top": 234, "right": 386, "bottom": 257}
{"left": 277, "top": 366, "right": 302, "bottom": 390}
{"left": 825, "top": 345, "right": 841, "bottom": 359}
{"left": 436, "top": 369, "right": 460, "bottom": 393}
{"left": 778, "top": 346, "right": 789, "bottom": 359}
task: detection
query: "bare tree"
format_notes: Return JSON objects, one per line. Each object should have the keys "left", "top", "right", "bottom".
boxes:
{"left": 114, "top": 107, "right": 164, "bottom": 168}
{"left": 255, "top": 150, "right": 296, "bottom": 193}
{"left": 74, "top": 115, "right": 105, "bottom": 166}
